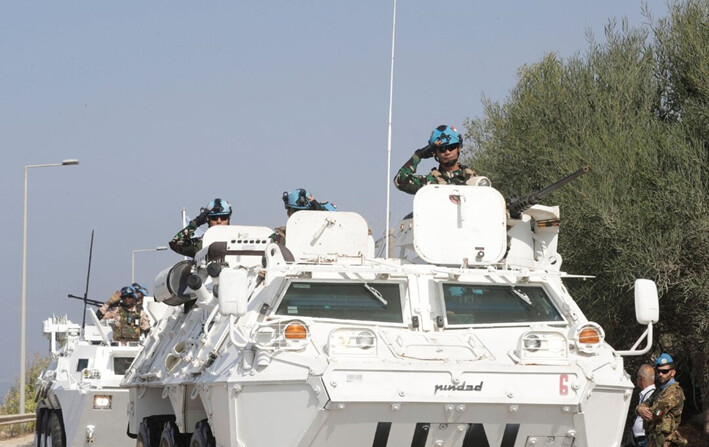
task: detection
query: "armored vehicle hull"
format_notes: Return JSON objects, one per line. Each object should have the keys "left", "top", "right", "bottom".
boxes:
{"left": 124, "top": 185, "right": 658, "bottom": 447}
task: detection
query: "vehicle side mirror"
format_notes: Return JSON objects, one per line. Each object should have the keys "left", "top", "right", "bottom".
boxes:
{"left": 634, "top": 279, "right": 659, "bottom": 325}
{"left": 218, "top": 268, "right": 249, "bottom": 317}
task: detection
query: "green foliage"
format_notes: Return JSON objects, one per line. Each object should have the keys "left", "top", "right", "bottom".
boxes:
{"left": 463, "top": 0, "right": 709, "bottom": 387}
{"left": 0, "top": 353, "right": 50, "bottom": 415}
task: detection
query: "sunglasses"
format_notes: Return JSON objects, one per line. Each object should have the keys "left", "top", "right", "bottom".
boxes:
{"left": 209, "top": 215, "right": 228, "bottom": 221}
{"left": 656, "top": 368, "right": 673, "bottom": 375}
{"left": 437, "top": 144, "right": 460, "bottom": 153}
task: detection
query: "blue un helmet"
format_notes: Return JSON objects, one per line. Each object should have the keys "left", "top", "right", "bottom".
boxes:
{"left": 208, "top": 198, "right": 232, "bottom": 218}
{"left": 120, "top": 286, "right": 137, "bottom": 299}
{"left": 283, "top": 189, "right": 313, "bottom": 210}
{"left": 428, "top": 124, "right": 462, "bottom": 148}
{"left": 132, "top": 283, "right": 148, "bottom": 296}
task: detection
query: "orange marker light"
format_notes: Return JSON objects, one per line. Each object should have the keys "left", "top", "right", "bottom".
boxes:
{"left": 284, "top": 323, "right": 307, "bottom": 340}
{"left": 578, "top": 327, "right": 600, "bottom": 344}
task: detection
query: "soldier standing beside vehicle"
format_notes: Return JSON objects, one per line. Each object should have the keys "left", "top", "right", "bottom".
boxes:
{"left": 629, "top": 364, "right": 656, "bottom": 447}
{"left": 637, "top": 353, "right": 686, "bottom": 447}
{"left": 271, "top": 189, "right": 336, "bottom": 244}
{"left": 96, "top": 286, "right": 150, "bottom": 342}
{"left": 394, "top": 124, "right": 479, "bottom": 195}
{"left": 169, "top": 198, "right": 232, "bottom": 257}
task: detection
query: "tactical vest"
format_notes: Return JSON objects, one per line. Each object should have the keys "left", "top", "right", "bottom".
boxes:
{"left": 115, "top": 306, "right": 141, "bottom": 342}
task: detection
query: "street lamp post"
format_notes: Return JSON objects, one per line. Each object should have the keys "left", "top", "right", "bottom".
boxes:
{"left": 20, "top": 159, "right": 79, "bottom": 414}
{"left": 131, "top": 246, "right": 168, "bottom": 283}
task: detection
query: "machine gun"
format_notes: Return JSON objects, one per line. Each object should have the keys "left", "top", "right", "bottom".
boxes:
{"left": 67, "top": 293, "right": 103, "bottom": 308}
{"left": 507, "top": 166, "right": 589, "bottom": 219}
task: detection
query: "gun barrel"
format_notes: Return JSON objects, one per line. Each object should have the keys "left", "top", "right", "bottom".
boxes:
{"left": 508, "top": 166, "right": 589, "bottom": 218}
{"left": 67, "top": 293, "right": 104, "bottom": 307}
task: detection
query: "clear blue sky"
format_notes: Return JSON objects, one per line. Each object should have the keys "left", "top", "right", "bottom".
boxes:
{"left": 0, "top": 1, "right": 668, "bottom": 399}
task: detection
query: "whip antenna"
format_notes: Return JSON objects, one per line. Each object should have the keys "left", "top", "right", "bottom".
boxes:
{"left": 384, "top": 0, "right": 397, "bottom": 257}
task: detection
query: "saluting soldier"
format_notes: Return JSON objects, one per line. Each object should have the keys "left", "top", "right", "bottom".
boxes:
{"left": 394, "top": 124, "right": 479, "bottom": 195}
{"left": 96, "top": 286, "right": 150, "bottom": 343}
{"left": 169, "top": 198, "right": 232, "bottom": 257}
{"left": 637, "top": 353, "right": 687, "bottom": 447}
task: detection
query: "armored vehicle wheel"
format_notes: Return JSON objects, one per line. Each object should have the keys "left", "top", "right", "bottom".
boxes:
{"left": 137, "top": 416, "right": 178, "bottom": 447}
{"left": 136, "top": 421, "right": 152, "bottom": 447}
{"left": 41, "top": 412, "right": 52, "bottom": 447}
{"left": 36, "top": 412, "right": 48, "bottom": 447}
{"left": 45, "top": 412, "right": 65, "bottom": 447}
{"left": 189, "top": 420, "right": 215, "bottom": 447}
{"left": 159, "top": 421, "right": 188, "bottom": 447}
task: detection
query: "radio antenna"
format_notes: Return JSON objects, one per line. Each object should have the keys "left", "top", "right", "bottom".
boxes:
{"left": 384, "top": 0, "right": 398, "bottom": 257}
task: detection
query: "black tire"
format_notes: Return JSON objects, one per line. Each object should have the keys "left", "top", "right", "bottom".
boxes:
{"left": 35, "top": 411, "right": 46, "bottom": 447}
{"left": 42, "top": 412, "right": 52, "bottom": 447}
{"left": 159, "top": 421, "right": 188, "bottom": 447}
{"left": 136, "top": 421, "right": 151, "bottom": 447}
{"left": 138, "top": 416, "right": 176, "bottom": 447}
{"left": 46, "top": 412, "right": 65, "bottom": 447}
{"left": 189, "top": 420, "right": 215, "bottom": 447}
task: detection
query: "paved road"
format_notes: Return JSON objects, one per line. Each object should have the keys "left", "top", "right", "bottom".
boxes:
{"left": 0, "top": 434, "right": 33, "bottom": 447}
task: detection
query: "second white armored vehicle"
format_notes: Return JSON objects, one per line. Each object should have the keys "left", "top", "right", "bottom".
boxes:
{"left": 124, "top": 173, "right": 659, "bottom": 447}
{"left": 35, "top": 298, "right": 167, "bottom": 447}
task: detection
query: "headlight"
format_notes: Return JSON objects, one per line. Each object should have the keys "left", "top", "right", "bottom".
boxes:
{"left": 253, "top": 320, "right": 309, "bottom": 350}
{"left": 92, "top": 395, "right": 112, "bottom": 410}
{"left": 513, "top": 329, "right": 568, "bottom": 364}
{"left": 574, "top": 323, "right": 605, "bottom": 354}
{"left": 328, "top": 328, "right": 377, "bottom": 355}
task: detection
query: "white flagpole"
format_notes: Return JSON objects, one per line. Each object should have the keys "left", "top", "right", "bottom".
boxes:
{"left": 384, "top": 0, "right": 397, "bottom": 258}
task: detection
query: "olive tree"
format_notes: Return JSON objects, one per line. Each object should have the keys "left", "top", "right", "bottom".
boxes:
{"left": 464, "top": 0, "right": 708, "bottom": 422}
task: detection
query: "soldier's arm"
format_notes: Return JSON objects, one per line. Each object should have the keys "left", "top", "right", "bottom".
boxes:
{"left": 648, "top": 398, "right": 673, "bottom": 422}
{"left": 96, "top": 291, "right": 121, "bottom": 319}
{"left": 100, "top": 307, "right": 119, "bottom": 321}
{"left": 169, "top": 222, "right": 200, "bottom": 257}
{"left": 394, "top": 154, "right": 432, "bottom": 195}
{"left": 637, "top": 403, "right": 653, "bottom": 420}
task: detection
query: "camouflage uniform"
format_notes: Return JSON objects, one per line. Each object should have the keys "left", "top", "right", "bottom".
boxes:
{"left": 270, "top": 226, "right": 287, "bottom": 245}
{"left": 98, "top": 302, "right": 150, "bottom": 342}
{"left": 641, "top": 380, "right": 685, "bottom": 447}
{"left": 169, "top": 220, "right": 203, "bottom": 257}
{"left": 393, "top": 154, "right": 478, "bottom": 195}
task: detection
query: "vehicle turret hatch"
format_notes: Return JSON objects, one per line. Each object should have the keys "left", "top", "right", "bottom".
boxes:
{"left": 442, "top": 284, "right": 564, "bottom": 325}
{"left": 285, "top": 211, "right": 371, "bottom": 259}
{"left": 275, "top": 282, "right": 403, "bottom": 323}
{"left": 413, "top": 185, "right": 507, "bottom": 265}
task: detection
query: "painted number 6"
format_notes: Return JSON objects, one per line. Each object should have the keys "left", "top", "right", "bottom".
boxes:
{"left": 559, "top": 374, "right": 569, "bottom": 395}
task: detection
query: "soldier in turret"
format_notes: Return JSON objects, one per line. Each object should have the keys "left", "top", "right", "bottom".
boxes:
{"left": 96, "top": 286, "right": 150, "bottom": 343}
{"left": 271, "top": 189, "right": 336, "bottom": 244}
{"left": 132, "top": 282, "right": 148, "bottom": 308}
{"left": 637, "top": 353, "right": 686, "bottom": 446}
{"left": 394, "top": 124, "right": 479, "bottom": 195}
{"left": 169, "top": 198, "right": 232, "bottom": 257}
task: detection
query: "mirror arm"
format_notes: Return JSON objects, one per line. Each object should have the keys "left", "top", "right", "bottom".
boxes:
{"left": 615, "top": 322, "right": 653, "bottom": 356}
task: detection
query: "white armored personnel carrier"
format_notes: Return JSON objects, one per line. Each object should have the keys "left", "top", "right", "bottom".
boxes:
{"left": 123, "top": 173, "right": 659, "bottom": 447}
{"left": 35, "top": 299, "right": 167, "bottom": 447}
